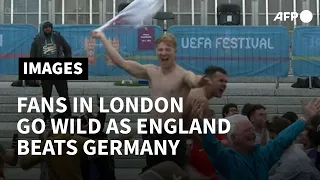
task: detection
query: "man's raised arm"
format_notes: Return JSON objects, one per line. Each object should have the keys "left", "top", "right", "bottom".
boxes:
{"left": 262, "top": 98, "right": 320, "bottom": 169}
{"left": 92, "top": 31, "right": 152, "bottom": 80}
{"left": 189, "top": 100, "right": 230, "bottom": 177}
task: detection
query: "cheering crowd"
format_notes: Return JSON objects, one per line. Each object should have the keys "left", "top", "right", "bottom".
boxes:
{"left": 0, "top": 21, "right": 320, "bottom": 180}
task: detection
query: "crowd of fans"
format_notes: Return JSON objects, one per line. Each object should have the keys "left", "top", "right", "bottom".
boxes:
{"left": 186, "top": 102, "right": 320, "bottom": 180}
{"left": 0, "top": 26, "right": 319, "bottom": 179}
{"left": 0, "top": 98, "right": 319, "bottom": 180}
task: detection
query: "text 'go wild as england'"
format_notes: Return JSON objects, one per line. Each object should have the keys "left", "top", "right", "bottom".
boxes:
{"left": 16, "top": 95, "right": 231, "bottom": 156}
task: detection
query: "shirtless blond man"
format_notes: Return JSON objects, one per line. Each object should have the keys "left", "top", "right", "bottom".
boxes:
{"left": 91, "top": 31, "right": 206, "bottom": 171}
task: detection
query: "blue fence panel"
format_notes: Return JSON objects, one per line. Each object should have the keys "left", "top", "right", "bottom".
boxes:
{"left": 167, "top": 25, "right": 290, "bottom": 77}
{"left": 0, "top": 24, "right": 38, "bottom": 75}
{"left": 54, "top": 25, "right": 163, "bottom": 76}
{"left": 53, "top": 25, "right": 100, "bottom": 76}
{"left": 292, "top": 26, "right": 320, "bottom": 76}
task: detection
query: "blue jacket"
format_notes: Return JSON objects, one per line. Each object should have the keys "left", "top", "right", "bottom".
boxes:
{"left": 200, "top": 120, "right": 306, "bottom": 180}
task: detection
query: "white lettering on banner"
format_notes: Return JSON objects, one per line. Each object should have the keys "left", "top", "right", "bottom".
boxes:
{"left": 0, "top": 34, "right": 3, "bottom": 47}
{"left": 181, "top": 37, "right": 212, "bottom": 49}
{"left": 310, "top": 38, "right": 320, "bottom": 49}
{"left": 181, "top": 37, "right": 275, "bottom": 49}
{"left": 215, "top": 37, "right": 274, "bottom": 49}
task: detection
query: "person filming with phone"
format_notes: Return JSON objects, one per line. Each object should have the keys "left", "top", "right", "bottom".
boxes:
{"left": 0, "top": 133, "right": 19, "bottom": 180}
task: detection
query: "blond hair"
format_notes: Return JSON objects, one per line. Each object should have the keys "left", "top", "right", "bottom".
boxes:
{"left": 155, "top": 33, "right": 177, "bottom": 50}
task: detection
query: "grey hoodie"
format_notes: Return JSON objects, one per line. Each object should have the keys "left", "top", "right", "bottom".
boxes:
{"left": 269, "top": 144, "right": 320, "bottom": 180}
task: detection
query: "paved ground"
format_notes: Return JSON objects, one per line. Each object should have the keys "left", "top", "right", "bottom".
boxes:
{"left": 0, "top": 75, "right": 299, "bottom": 83}
{"left": 0, "top": 81, "right": 296, "bottom": 89}
{"left": 1, "top": 81, "right": 320, "bottom": 97}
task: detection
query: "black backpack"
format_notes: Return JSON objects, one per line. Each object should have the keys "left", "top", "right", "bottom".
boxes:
{"left": 11, "top": 80, "right": 40, "bottom": 87}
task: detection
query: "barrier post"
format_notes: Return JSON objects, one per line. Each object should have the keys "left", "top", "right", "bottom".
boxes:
{"left": 191, "top": 0, "right": 195, "bottom": 25}
{"left": 278, "top": 0, "right": 282, "bottom": 25}
{"left": 49, "top": 0, "right": 54, "bottom": 23}
{"left": 317, "top": 0, "right": 319, "bottom": 25}
{"left": 177, "top": 0, "right": 181, "bottom": 24}
{"left": 10, "top": 0, "right": 13, "bottom": 24}
{"left": 38, "top": 0, "right": 41, "bottom": 24}
{"left": 242, "top": 0, "right": 246, "bottom": 25}
{"left": 293, "top": 0, "right": 296, "bottom": 26}
{"left": 164, "top": 0, "right": 167, "bottom": 29}
{"left": 62, "top": 0, "right": 65, "bottom": 24}
{"left": 302, "top": 0, "right": 312, "bottom": 88}
{"left": 215, "top": 0, "right": 217, "bottom": 25}
{"left": 201, "top": 0, "right": 204, "bottom": 25}
{"left": 265, "top": 0, "right": 279, "bottom": 88}
{"left": 201, "top": 0, "right": 208, "bottom": 25}
{"left": 0, "top": 0, "right": 4, "bottom": 23}
{"left": 99, "top": 0, "right": 103, "bottom": 24}
{"left": 266, "top": 0, "right": 269, "bottom": 26}
{"left": 101, "top": 0, "right": 106, "bottom": 23}
{"left": 251, "top": 0, "right": 259, "bottom": 25}
{"left": 112, "top": 0, "right": 115, "bottom": 18}
{"left": 204, "top": 0, "right": 208, "bottom": 25}
{"left": 89, "top": 0, "right": 92, "bottom": 24}
{"left": 302, "top": 0, "right": 310, "bottom": 26}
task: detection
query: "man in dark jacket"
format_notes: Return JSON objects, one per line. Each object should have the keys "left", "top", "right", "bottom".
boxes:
{"left": 30, "top": 20, "right": 72, "bottom": 121}
{"left": 29, "top": 20, "right": 73, "bottom": 180}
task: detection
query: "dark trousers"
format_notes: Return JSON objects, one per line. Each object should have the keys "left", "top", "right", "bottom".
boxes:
{"left": 41, "top": 80, "right": 71, "bottom": 119}
{"left": 141, "top": 123, "right": 187, "bottom": 173}
{"left": 144, "top": 134, "right": 187, "bottom": 169}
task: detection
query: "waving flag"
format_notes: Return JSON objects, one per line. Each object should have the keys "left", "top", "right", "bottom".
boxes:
{"left": 96, "top": 0, "right": 164, "bottom": 31}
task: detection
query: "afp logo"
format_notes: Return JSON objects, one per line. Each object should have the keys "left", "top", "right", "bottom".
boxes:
{"left": 273, "top": 10, "right": 313, "bottom": 23}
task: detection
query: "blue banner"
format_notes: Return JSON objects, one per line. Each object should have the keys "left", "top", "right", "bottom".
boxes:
{"left": 54, "top": 25, "right": 163, "bottom": 76}
{"left": 292, "top": 26, "right": 320, "bottom": 76}
{"left": 167, "top": 25, "right": 290, "bottom": 77}
{"left": 0, "top": 24, "right": 37, "bottom": 75}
